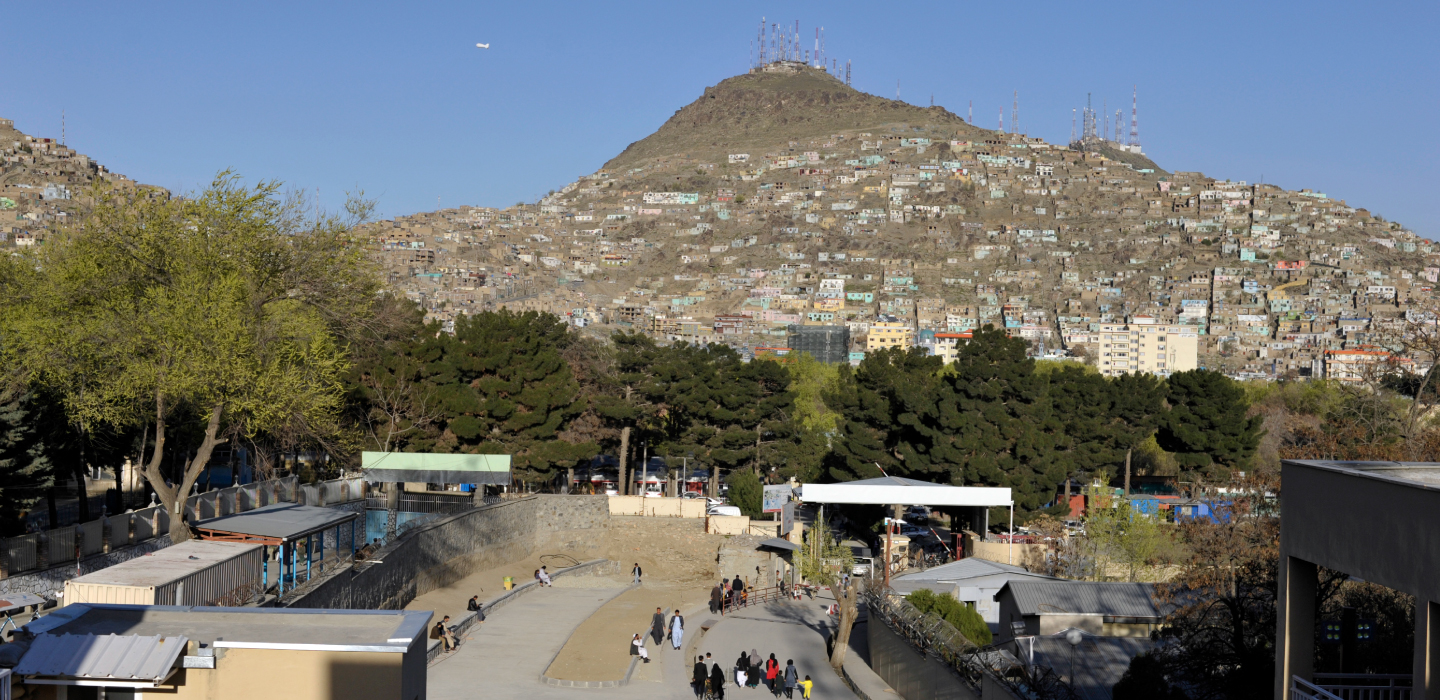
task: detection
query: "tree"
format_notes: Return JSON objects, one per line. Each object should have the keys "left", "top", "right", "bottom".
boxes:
{"left": 726, "top": 468, "right": 762, "bottom": 518}
{"left": 907, "top": 588, "right": 993, "bottom": 645}
{"left": 2, "top": 174, "right": 377, "bottom": 541}
{"left": 0, "top": 386, "right": 55, "bottom": 536}
{"left": 1112, "top": 653, "right": 1184, "bottom": 700}
{"left": 423, "top": 310, "right": 596, "bottom": 485}
{"left": 345, "top": 296, "right": 441, "bottom": 454}
{"left": 1084, "top": 500, "right": 1175, "bottom": 582}
{"left": 1158, "top": 370, "right": 1264, "bottom": 480}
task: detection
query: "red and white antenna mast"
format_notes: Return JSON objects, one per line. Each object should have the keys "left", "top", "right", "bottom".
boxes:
{"left": 1130, "top": 86, "right": 1140, "bottom": 148}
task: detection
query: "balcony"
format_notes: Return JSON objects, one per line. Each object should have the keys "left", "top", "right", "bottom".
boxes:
{"left": 1294, "top": 674, "right": 1411, "bottom": 700}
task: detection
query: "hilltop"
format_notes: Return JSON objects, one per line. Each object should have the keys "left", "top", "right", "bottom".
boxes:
{"left": 606, "top": 64, "right": 987, "bottom": 169}
{"left": 0, "top": 117, "right": 146, "bottom": 245}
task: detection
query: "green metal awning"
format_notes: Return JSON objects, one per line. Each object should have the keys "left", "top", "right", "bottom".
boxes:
{"left": 361, "top": 452, "right": 512, "bottom": 485}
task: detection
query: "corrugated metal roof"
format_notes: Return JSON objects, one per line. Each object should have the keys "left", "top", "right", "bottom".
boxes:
{"left": 66, "top": 540, "right": 261, "bottom": 588}
{"left": 1001, "top": 581, "right": 1164, "bottom": 619}
{"left": 16, "top": 633, "right": 186, "bottom": 682}
{"left": 893, "top": 557, "right": 1031, "bottom": 582}
{"left": 192, "top": 503, "right": 358, "bottom": 541}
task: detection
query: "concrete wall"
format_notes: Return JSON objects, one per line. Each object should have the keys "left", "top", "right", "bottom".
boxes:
{"left": 866, "top": 603, "right": 979, "bottom": 700}
{"left": 607, "top": 496, "right": 706, "bottom": 518}
{"left": 707, "top": 515, "right": 750, "bottom": 534}
{"left": 961, "top": 531, "right": 1045, "bottom": 569}
{"left": 287, "top": 495, "right": 608, "bottom": 611}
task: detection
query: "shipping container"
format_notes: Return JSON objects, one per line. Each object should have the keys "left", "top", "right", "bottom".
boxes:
{"left": 63, "top": 540, "right": 263, "bottom": 607}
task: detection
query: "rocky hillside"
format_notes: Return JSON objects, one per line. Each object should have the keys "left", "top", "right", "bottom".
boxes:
{"left": 607, "top": 64, "right": 987, "bottom": 169}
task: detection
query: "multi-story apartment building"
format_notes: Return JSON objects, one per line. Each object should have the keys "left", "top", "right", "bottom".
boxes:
{"left": 867, "top": 321, "right": 915, "bottom": 352}
{"left": 1093, "top": 317, "right": 1200, "bottom": 377}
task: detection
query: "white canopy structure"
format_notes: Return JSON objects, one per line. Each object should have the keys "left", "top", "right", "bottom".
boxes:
{"left": 797, "top": 475, "right": 1017, "bottom": 564}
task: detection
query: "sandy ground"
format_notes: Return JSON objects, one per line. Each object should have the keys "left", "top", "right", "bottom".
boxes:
{"left": 544, "top": 581, "right": 711, "bottom": 681}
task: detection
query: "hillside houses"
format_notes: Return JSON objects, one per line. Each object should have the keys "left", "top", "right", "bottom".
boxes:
{"left": 359, "top": 100, "right": 1436, "bottom": 382}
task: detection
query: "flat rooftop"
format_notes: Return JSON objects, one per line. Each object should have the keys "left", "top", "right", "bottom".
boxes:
{"left": 192, "top": 502, "right": 359, "bottom": 543}
{"left": 67, "top": 540, "right": 260, "bottom": 588}
{"left": 1285, "top": 460, "right": 1440, "bottom": 490}
{"left": 26, "top": 605, "right": 431, "bottom": 650}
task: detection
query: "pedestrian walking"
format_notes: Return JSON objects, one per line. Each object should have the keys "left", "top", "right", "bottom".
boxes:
{"left": 765, "top": 653, "right": 779, "bottom": 693}
{"left": 670, "top": 611, "right": 685, "bottom": 650}
{"left": 783, "top": 659, "right": 798, "bottom": 698}
{"left": 630, "top": 633, "right": 649, "bottom": 663}
{"left": 710, "top": 582, "right": 723, "bottom": 614}
{"left": 747, "top": 648, "right": 762, "bottom": 688}
{"left": 693, "top": 656, "right": 708, "bottom": 698}
{"left": 632, "top": 562, "right": 643, "bottom": 584}
{"left": 651, "top": 607, "right": 666, "bottom": 645}
{"left": 800, "top": 675, "right": 813, "bottom": 699}
{"left": 710, "top": 657, "right": 727, "bottom": 700}
{"left": 735, "top": 651, "right": 749, "bottom": 687}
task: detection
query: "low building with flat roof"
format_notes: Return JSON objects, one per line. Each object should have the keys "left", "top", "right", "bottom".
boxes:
{"left": 1276, "top": 460, "right": 1440, "bottom": 699}
{"left": 11, "top": 604, "right": 430, "bottom": 700}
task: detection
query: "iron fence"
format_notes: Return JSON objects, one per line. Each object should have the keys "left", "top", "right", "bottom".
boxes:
{"left": 864, "top": 587, "right": 1078, "bottom": 700}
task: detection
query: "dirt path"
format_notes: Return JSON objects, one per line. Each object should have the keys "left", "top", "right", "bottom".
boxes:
{"left": 543, "top": 582, "right": 710, "bottom": 681}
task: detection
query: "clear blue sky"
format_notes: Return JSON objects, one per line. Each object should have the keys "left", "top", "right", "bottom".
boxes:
{"left": 4, "top": 2, "right": 1436, "bottom": 236}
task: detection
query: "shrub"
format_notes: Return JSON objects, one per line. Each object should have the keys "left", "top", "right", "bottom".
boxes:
{"left": 907, "top": 588, "right": 992, "bottom": 646}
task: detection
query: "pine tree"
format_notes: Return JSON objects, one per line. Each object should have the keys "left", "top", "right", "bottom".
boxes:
{"left": 0, "top": 387, "right": 55, "bottom": 536}
{"left": 1157, "top": 369, "right": 1264, "bottom": 479}
{"left": 425, "top": 310, "right": 596, "bottom": 485}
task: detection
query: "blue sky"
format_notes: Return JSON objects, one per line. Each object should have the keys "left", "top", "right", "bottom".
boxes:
{"left": 4, "top": 1, "right": 1436, "bottom": 236}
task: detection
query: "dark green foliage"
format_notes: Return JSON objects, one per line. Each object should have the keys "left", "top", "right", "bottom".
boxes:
{"left": 907, "top": 588, "right": 992, "bottom": 646}
{"left": 726, "top": 468, "right": 763, "bottom": 518}
{"left": 826, "top": 328, "right": 1068, "bottom": 514}
{"left": 1113, "top": 653, "right": 1185, "bottom": 700}
{"left": 613, "top": 334, "right": 794, "bottom": 480}
{"left": 1158, "top": 370, "right": 1264, "bottom": 479}
{"left": 427, "top": 310, "right": 596, "bottom": 483}
{"left": 0, "top": 387, "right": 55, "bottom": 536}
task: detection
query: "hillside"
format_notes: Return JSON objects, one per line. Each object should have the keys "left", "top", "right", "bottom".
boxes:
{"left": 358, "top": 67, "right": 1436, "bottom": 381}
{"left": 606, "top": 64, "right": 987, "bottom": 169}
{"left": 0, "top": 117, "right": 145, "bottom": 246}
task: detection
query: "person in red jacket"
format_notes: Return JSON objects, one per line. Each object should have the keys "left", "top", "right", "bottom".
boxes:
{"left": 765, "top": 653, "right": 780, "bottom": 693}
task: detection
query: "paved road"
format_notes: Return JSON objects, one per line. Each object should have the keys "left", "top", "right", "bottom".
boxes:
{"left": 428, "top": 586, "right": 876, "bottom": 699}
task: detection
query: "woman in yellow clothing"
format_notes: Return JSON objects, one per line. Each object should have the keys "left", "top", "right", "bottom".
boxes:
{"left": 800, "top": 675, "right": 813, "bottom": 699}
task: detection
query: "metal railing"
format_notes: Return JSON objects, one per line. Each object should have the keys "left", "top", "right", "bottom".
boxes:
{"left": 0, "top": 474, "right": 371, "bottom": 579}
{"left": 1296, "top": 676, "right": 1346, "bottom": 700}
{"left": 721, "top": 585, "right": 787, "bottom": 614}
{"left": 865, "top": 587, "right": 1076, "bottom": 700}
{"left": 1312, "top": 674, "right": 1412, "bottom": 700}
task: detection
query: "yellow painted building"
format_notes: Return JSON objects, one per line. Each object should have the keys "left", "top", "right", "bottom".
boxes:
{"left": 1094, "top": 321, "right": 1199, "bottom": 377}
{"left": 867, "top": 322, "right": 915, "bottom": 352}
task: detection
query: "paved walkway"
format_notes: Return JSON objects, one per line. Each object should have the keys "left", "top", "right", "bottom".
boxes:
{"left": 428, "top": 584, "right": 896, "bottom": 700}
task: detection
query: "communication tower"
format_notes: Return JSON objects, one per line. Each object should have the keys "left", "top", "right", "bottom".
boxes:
{"left": 1129, "top": 86, "right": 1140, "bottom": 148}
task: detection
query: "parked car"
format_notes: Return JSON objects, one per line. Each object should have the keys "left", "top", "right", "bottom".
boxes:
{"left": 708, "top": 505, "right": 742, "bottom": 517}
{"left": 681, "top": 491, "right": 705, "bottom": 499}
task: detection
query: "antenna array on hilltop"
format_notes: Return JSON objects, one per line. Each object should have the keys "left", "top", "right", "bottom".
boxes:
{"left": 1072, "top": 88, "right": 1143, "bottom": 155}
{"left": 750, "top": 18, "right": 849, "bottom": 84}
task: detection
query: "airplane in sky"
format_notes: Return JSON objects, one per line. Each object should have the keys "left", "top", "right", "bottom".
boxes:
{"left": 476, "top": 43, "right": 490, "bottom": 49}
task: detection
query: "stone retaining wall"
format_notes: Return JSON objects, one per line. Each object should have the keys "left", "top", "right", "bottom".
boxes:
{"left": 287, "top": 494, "right": 609, "bottom": 611}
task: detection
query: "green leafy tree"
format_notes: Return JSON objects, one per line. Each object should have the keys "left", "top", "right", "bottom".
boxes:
{"left": 907, "top": 588, "right": 993, "bottom": 645}
{"left": 1158, "top": 370, "right": 1264, "bottom": 479}
{"left": 2, "top": 174, "right": 376, "bottom": 541}
{"left": 725, "top": 468, "right": 762, "bottom": 518}
{"left": 1084, "top": 500, "right": 1175, "bottom": 582}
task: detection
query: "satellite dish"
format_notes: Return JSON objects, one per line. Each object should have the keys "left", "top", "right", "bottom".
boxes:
{"left": 476, "top": 43, "right": 490, "bottom": 49}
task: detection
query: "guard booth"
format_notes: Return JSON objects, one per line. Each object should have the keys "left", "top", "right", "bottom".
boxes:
{"left": 361, "top": 452, "right": 513, "bottom": 537}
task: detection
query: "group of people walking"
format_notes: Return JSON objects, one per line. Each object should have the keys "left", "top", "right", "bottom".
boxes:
{"left": 691, "top": 651, "right": 809, "bottom": 698}
{"left": 632, "top": 607, "right": 685, "bottom": 663}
